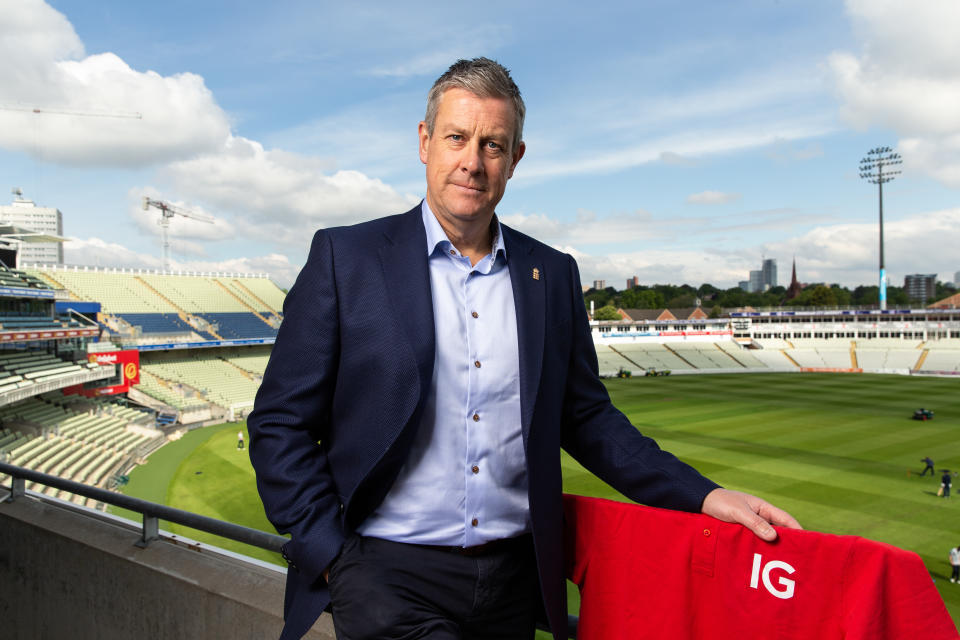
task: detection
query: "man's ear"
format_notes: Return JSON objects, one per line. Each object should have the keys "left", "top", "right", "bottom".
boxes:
{"left": 508, "top": 140, "right": 526, "bottom": 179}
{"left": 418, "top": 121, "right": 430, "bottom": 165}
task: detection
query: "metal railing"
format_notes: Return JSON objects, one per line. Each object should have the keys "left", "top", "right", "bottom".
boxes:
{"left": 0, "top": 460, "right": 577, "bottom": 637}
{"left": 0, "top": 460, "right": 285, "bottom": 550}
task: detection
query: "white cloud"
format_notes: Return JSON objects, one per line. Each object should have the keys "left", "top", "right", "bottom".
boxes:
{"left": 63, "top": 236, "right": 163, "bottom": 270}
{"left": 501, "top": 207, "right": 815, "bottom": 249}
{"left": 161, "top": 136, "right": 419, "bottom": 247}
{"left": 175, "top": 253, "right": 301, "bottom": 289}
{"left": 0, "top": 1, "right": 230, "bottom": 166}
{"left": 501, "top": 210, "right": 663, "bottom": 246}
{"left": 556, "top": 245, "right": 752, "bottom": 289}
{"left": 765, "top": 140, "right": 824, "bottom": 162}
{"left": 554, "top": 207, "right": 960, "bottom": 290}
{"left": 266, "top": 97, "right": 417, "bottom": 180}
{"left": 659, "top": 151, "right": 697, "bottom": 167}
{"left": 62, "top": 236, "right": 300, "bottom": 288}
{"left": 829, "top": 0, "right": 960, "bottom": 186}
{"left": 762, "top": 207, "right": 960, "bottom": 287}
{"left": 686, "top": 191, "right": 742, "bottom": 205}
{"left": 518, "top": 117, "right": 835, "bottom": 182}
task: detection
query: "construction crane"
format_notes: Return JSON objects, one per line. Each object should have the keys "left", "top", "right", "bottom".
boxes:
{"left": 0, "top": 104, "right": 142, "bottom": 119}
{"left": 142, "top": 197, "right": 214, "bottom": 271}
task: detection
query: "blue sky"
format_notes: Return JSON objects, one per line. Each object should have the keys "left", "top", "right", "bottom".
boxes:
{"left": 0, "top": 0, "right": 957, "bottom": 289}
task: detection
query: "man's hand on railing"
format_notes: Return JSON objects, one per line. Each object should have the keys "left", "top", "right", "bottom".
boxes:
{"left": 701, "top": 488, "right": 802, "bottom": 542}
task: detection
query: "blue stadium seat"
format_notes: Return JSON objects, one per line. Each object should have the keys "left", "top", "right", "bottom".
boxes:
{"left": 196, "top": 313, "right": 278, "bottom": 339}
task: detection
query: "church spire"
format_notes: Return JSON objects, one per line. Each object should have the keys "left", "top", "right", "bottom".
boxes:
{"left": 786, "top": 257, "right": 802, "bottom": 300}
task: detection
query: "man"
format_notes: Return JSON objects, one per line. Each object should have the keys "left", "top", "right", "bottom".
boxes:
{"left": 248, "top": 58, "right": 800, "bottom": 640}
{"left": 950, "top": 545, "right": 960, "bottom": 583}
{"left": 921, "top": 456, "right": 935, "bottom": 476}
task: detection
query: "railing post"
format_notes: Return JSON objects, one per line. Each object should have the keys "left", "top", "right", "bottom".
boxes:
{"left": 137, "top": 514, "right": 160, "bottom": 548}
{"left": 5, "top": 475, "right": 25, "bottom": 502}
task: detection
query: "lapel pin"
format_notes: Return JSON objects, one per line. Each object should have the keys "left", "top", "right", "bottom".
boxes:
{"left": 532, "top": 268, "right": 540, "bottom": 281}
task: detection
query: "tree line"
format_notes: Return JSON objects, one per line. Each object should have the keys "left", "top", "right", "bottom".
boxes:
{"left": 585, "top": 281, "right": 957, "bottom": 320}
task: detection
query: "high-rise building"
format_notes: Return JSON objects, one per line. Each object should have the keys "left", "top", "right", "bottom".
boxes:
{"left": 904, "top": 274, "right": 936, "bottom": 304}
{"left": 762, "top": 258, "right": 777, "bottom": 289}
{"left": 742, "top": 258, "right": 778, "bottom": 293}
{"left": 955, "top": 270, "right": 960, "bottom": 287}
{"left": 0, "top": 190, "right": 64, "bottom": 264}
{"left": 626, "top": 276, "right": 639, "bottom": 290}
{"left": 592, "top": 280, "right": 606, "bottom": 291}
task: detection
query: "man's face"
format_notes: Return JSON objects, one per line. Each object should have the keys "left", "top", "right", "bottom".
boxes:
{"left": 419, "top": 88, "right": 525, "bottom": 232}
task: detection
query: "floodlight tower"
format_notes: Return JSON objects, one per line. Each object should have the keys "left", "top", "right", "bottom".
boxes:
{"left": 142, "top": 197, "right": 214, "bottom": 270}
{"left": 859, "top": 147, "right": 901, "bottom": 310}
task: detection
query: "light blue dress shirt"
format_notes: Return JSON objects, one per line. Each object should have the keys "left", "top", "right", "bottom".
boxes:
{"left": 356, "top": 201, "right": 529, "bottom": 546}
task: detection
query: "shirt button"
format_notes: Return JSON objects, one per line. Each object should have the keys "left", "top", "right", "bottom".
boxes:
{"left": 474, "top": 360, "right": 481, "bottom": 368}
{"left": 471, "top": 465, "right": 479, "bottom": 474}
{"left": 471, "top": 518, "right": 479, "bottom": 527}
{"left": 449, "top": 249, "right": 456, "bottom": 256}
{"left": 472, "top": 413, "right": 480, "bottom": 422}
{"left": 471, "top": 311, "right": 479, "bottom": 318}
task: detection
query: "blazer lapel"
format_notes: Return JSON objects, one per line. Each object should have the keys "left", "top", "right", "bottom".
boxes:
{"left": 378, "top": 207, "right": 436, "bottom": 399}
{"left": 503, "top": 225, "right": 545, "bottom": 441}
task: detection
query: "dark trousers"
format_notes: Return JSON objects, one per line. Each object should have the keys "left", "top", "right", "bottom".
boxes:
{"left": 952, "top": 565, "right": 959, "bottom": 581}
{"left": 328, "top": 534, "right": 539, "bottom": 640}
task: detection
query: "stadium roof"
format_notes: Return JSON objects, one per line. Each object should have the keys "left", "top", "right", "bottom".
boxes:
{"left": 0, "top": 223, "right": 68, "bottom": 243}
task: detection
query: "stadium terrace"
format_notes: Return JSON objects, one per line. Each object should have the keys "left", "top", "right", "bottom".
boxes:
{"left": 1, "top": 262, "right": 959, "bottom": 637}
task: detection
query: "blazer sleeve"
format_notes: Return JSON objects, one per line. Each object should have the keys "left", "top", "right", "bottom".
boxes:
{"left": 558, "top": 254, "right": 720, "bottom": 512}
{"left": 247, "top": 229, "right": 345, "bottom": 585}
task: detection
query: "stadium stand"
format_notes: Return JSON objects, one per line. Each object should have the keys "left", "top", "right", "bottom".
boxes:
{"left": 198, "top": 312, "right": 278, "bottom": 339}
{"left": 614, "top": 343, "right": 691, "bottom": 371}
{"left": 222, "top": 350, "right": 270, "bottom": 376}
{"left": 668, "top": 342, "right": 744, "bottom": 370}
{"left": 221, "top": 276, "right": 285, "bottom": 314}
{"left": 135, "top": 346, "right": 272, "bottom": 417}
{"left": 115, "top": 313, "right": 196, "bottom": 335}
{"left": 26, "top": 267, "right": 284, "bottom": 343}
{"left": 135, "top": 369, "right": 209, "bottom": 413}
{"left": 0, "top": 350, "right": 103, "bottom": 399}
{"left": 852, "top": 338, "right": 924, "bottom": 371}
{"left": 714, "top": 342, "right": 774, "bottom": 370}
{"left": 0, "top": 265, "right": 51, "bottom": 290}
{"left": 918, "top": 339, "right": 960, "bottom": 372}
{"left": 0, "top": 394, "right": 161, "bottom": 506}
{"left": 593, "top": 344, "right": 637, "bottom": 376}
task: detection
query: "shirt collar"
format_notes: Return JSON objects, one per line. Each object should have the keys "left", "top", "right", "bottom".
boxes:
{"left": 421, "top": 199, "right": 507, "bottom": 262}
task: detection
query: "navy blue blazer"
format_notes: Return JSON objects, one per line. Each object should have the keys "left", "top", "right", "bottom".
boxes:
{"left": 248, "top": 206, "right": 719, "bottom": 640}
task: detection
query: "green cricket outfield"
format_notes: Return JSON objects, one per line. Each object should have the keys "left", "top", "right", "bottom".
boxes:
{"left": 115, "top": 372, "right": 960, "bottom": 630}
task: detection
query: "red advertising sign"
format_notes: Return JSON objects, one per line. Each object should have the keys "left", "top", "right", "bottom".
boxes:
{"left": 63, "top": 349, "right": 140, "bottom": 397}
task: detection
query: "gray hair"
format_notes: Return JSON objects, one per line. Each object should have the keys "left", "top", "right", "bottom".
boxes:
{"left": 424, "top": 57, "right": 525, "bottom": 154}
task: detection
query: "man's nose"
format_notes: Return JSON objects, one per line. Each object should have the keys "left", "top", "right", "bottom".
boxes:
{"left": 460, "top": 142, "right": 484, "bottom": 174}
